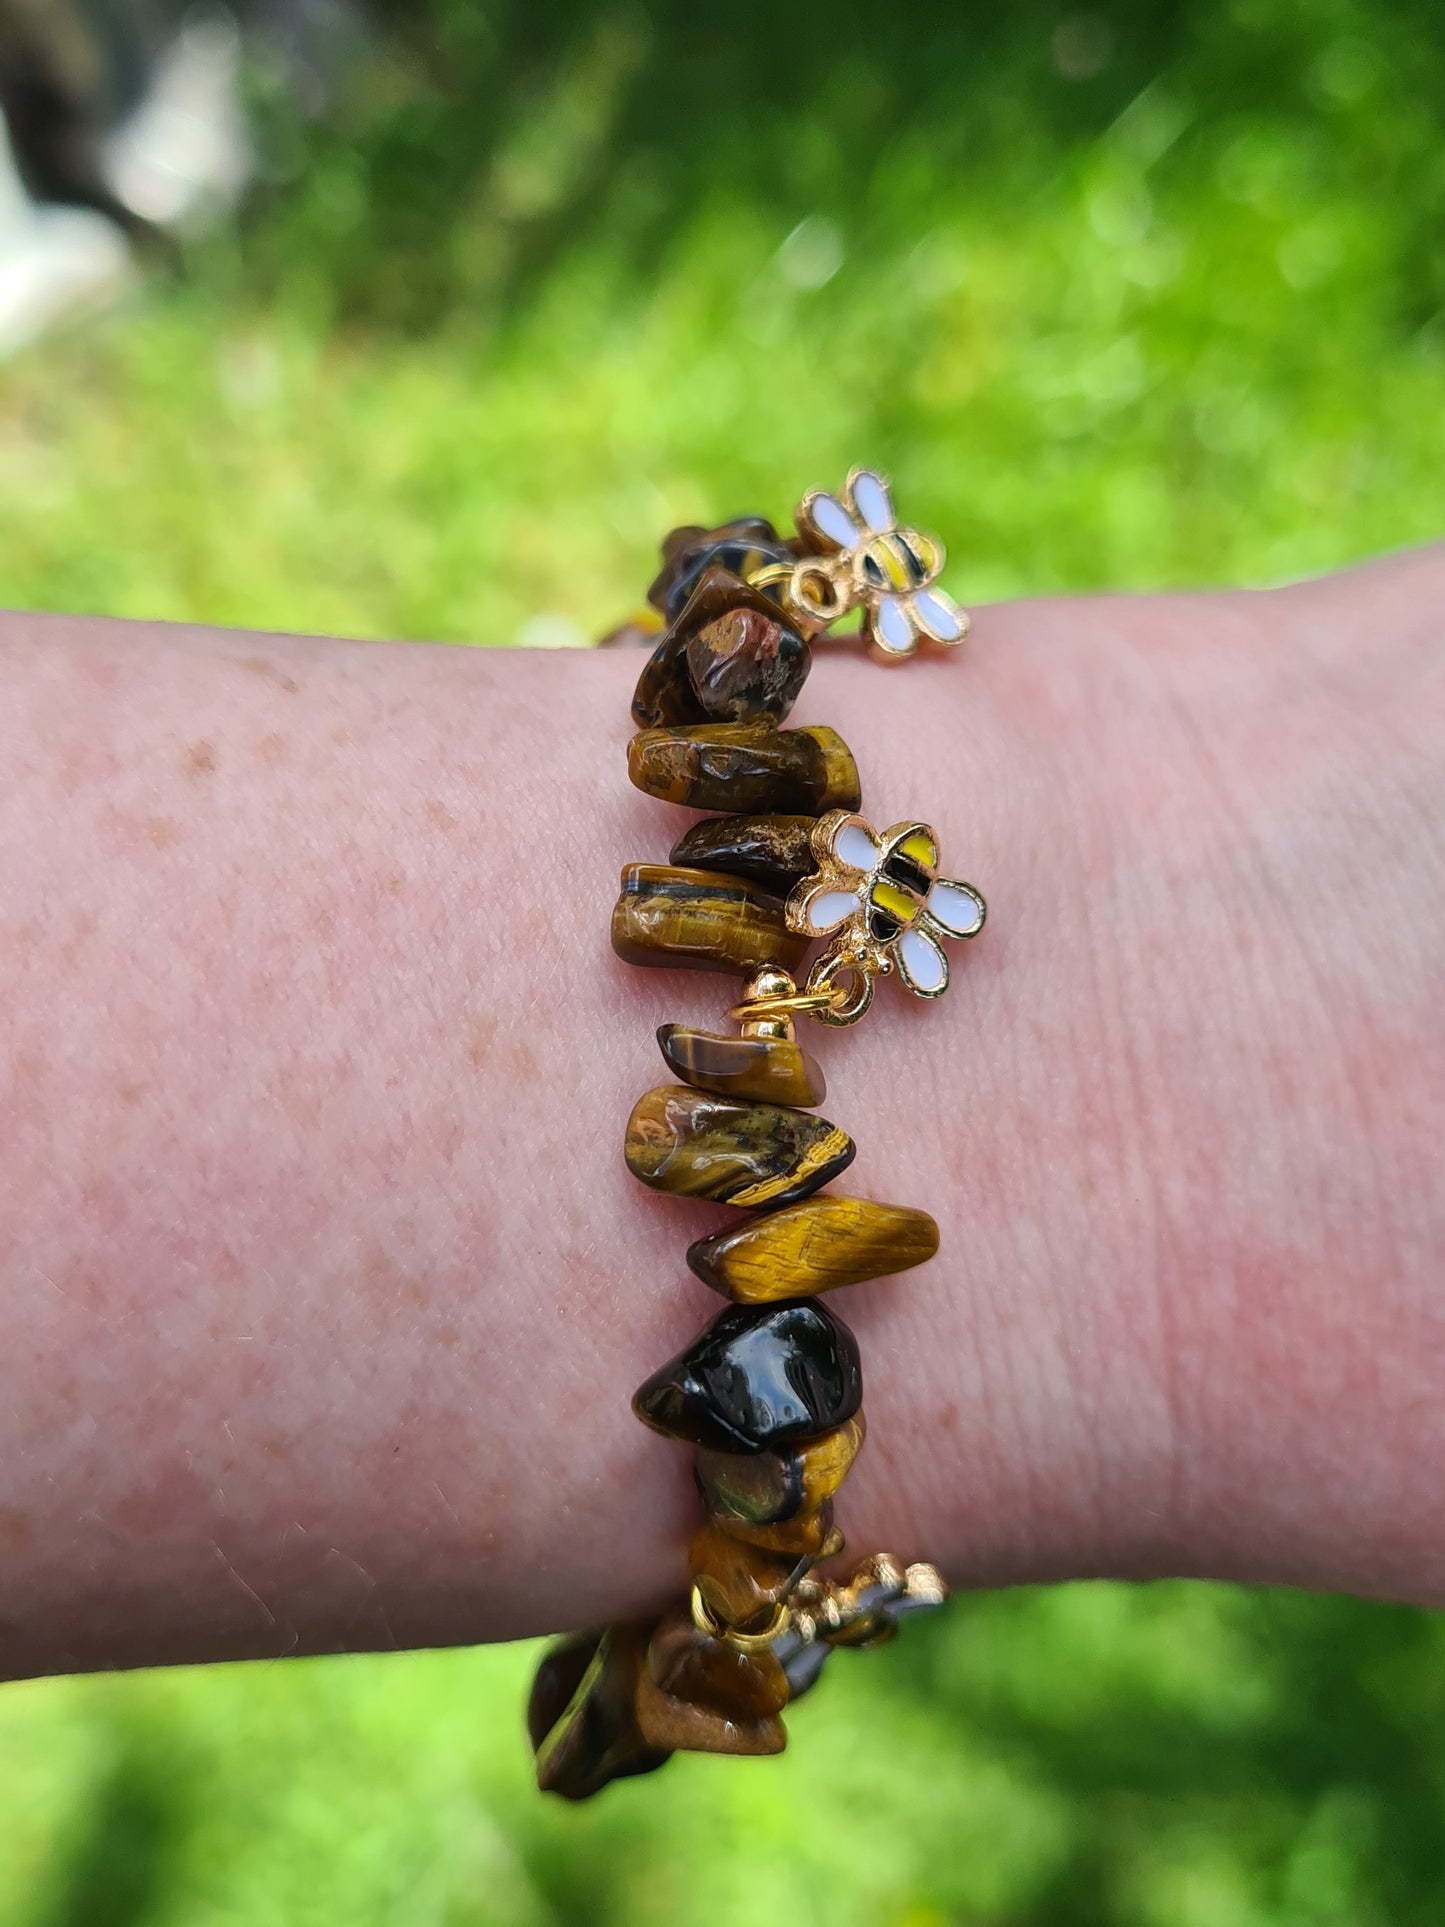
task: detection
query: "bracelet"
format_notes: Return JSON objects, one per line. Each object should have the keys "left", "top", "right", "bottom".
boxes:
{"left": 528, "top": 469, "right": 986, "bottom": 1799}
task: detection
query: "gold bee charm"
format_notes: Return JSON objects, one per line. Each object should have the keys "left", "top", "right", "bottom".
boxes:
{"left": 789, "top": 468, "right": 968, "bottom": 663}
{"left": 786, "top": 809, "right": 985, "bottom": 1021}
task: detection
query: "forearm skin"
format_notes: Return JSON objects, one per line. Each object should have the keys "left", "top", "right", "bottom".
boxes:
{"left": 0, "top": 548, "right": 1439, "bottom": 1678}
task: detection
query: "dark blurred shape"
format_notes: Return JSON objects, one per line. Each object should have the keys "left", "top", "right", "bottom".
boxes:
{"left": 0, "top": 0, "right": 359, "bottom": 236}
{"left": 0, "top": 0, "right": 366, "bottom": 349}
{"left": 36, "top": 1732, "right": 187, "bottom": 1927}
{"left": 0, "top": 0, "right": 147, "bottom": 238}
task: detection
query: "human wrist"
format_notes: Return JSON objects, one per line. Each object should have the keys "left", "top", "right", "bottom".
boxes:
{"left": 0, "top": 565, "right": 1436, "bottom": 1681}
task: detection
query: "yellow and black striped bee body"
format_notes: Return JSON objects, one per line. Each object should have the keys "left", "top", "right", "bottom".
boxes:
{"left": 789, "top": 809, "right": 985, "bottom": 1001}
{"left": 855, "top": 528, "right": 942, "bottom": 603}
{"left": 796, "top": 469, "right": 966, "bottom": 660}
{"left": 865, "top": 825, "right": 941, "bottom": 944}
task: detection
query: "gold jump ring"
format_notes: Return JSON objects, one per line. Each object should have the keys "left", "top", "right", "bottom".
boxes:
{"left": 690, "top": 1584, "right": 791, "bottom": 1652}
{"left": 728, "top": 986, "right": 844, "bottom": 1023}
{"left": 806, "top": 954, "right": 875, "bottom": 1026}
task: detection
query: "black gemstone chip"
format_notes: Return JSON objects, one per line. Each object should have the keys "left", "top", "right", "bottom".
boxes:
{"left": 633, "top": 1298, "right": 863, "bottom": 1453}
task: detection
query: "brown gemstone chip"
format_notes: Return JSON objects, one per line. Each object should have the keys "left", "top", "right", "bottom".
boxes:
{"left": 645, "top": 1605, "right": 790, "bottom": 1720}
{"left": 633, "top": 1667, "right": 787, "bottom": 1758}
{"left": 632, "top": 564, "right": 808, "bottom": 728}
{"left": 658, "top": 1023, "right": 826, "bottom": 1107}
{"left": 695, "top": 1415, "right": 867, "bottom": 1526}
{"left": 629, "top": 626, "right": 699, "bottom": 726}
{"left": 624, "top": 1086, "right": 854, "bottom": 1209}
{"left": 687, "top": 1196, "right": 940, "bottom": 1302}
{"left": 688, "top": 1521, "right": 813, "bottom": 1629}
{"left": 648, "top": 524, "right": 795, "bottom": 622}
{"left": 669, "top": 813, "right": 820, "bottom": 894}
{"left": 628, "top": 721, "right": 861, "bottom": 815}
{"left": 686, "top": 607, "right": 809, "bottom": 725}
{"left": 531, "top": 1621, "right": 672, "bottom": 1799}
{"left": 612, "top": 865, "right": 808, "bottom": 979}
{"left": 704, "top": 1498, "right": 842, "bottom": 1558}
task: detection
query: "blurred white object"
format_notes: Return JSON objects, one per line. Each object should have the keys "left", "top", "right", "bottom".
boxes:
{"left": 0, "top": 116, "right": 132, "bottom": 356}
{"left": 0, "top": 0, "right": 362, "bottom": 355}
{"left": 101, "top": 6, "right": 252, "bottom": 230}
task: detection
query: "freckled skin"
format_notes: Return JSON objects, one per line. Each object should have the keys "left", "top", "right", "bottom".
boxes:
{"left": 0, "top": 555, "right": 1439, "bottom": 1681}
{"left": 242, "top": 656, "right": 300, "bottom": 695}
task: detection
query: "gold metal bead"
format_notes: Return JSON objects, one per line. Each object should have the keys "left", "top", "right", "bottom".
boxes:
{"left": 737, "top": 967, "right": 798, "bottom": 1041}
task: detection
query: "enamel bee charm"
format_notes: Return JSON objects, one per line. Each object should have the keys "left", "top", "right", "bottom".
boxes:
{"left": 792, "top": 468, "right": 967, "bottom": 663}
{"left": 626, "top": 466, "right": 985, "bottom": 1027}
{"left": 786, "top": 809, "right": 985, "bottom": 1019}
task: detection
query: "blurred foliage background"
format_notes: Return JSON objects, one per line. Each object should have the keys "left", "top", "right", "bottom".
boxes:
{"left": 0, "top": 0, "right": 1443, "bottom": 1922}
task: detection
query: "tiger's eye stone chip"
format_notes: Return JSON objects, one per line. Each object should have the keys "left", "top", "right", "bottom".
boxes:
{"left": 688, "top": 1196, "right": 940, "bottom": 1301}
{"left": 531, "top": 1622, "right": 672, "bottom": 1800}
{"left": 629, "top": 630, "right": 700, "bottom": 727}
{"left": 634, "top": 1669, "right": 787, "bottom": 1758}
{"left": 612, "top": 865, "right": 808, "bottom": 978}
{"left": 669, "top": 813, "right": 820, "bottom": 894}
{"left": 645, "top": 1606, "right": 790, "bottom": 1720}
{"left": 695, "top": 1415, "right": 867, "bottom": 1524}
{"left": 628, "top": 722, "right": 862, "bottom": 815}
{"left": 633, "top": 1298, "right": 862, "bottom": 1452}
{"left": 702, "top": 1497, "right": 842, "bottom": 1558}
{"left": 634, "top": 605, "right": 809, "bottom": 729}
{"left": 686, "top": 607, "right": 809, "bottom": 724}
{"left": 658, "top": 1024, "right": 826, "bottom": 1107}
{"left": 633, "top": 564, "right": 805, "bottom": 728}
{"left": 688, "top": 1521, "right": 812, "bottom": 1628}
{"left": 648, "top": 519, "right": 796, "bottom": 622}
{"left": 624, "top": 1087, "right": 855, "bottom": 1210}
{"left": 528, "top": 1629, "right": 602, "bottom": 1757}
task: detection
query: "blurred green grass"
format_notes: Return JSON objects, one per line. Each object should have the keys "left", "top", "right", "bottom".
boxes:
{"left": 0, "top": 0, "right": 1442, "bottom": 1921}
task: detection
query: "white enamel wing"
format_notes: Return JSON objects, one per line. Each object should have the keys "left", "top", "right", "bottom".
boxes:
{"left": 796, "top": 468, "right": 969, "bottom": 661}
{"left": 786, "top": 810, "right": 986, "bottom": 1000}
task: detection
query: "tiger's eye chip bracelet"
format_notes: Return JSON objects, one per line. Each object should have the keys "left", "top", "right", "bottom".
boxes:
{"left": 529, "top": 470, "right": 987, "bottom": 1799}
